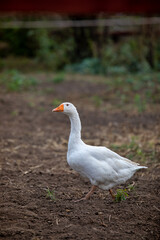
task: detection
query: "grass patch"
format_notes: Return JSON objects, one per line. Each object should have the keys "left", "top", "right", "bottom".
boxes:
{"left": 110, "top": 136, "right": 152, "bottom": 163}
{"left": 52, "top": 73, "right": 65, "bottom": 84}
{"left": 103, "top": 72, "right": 160, "bottom": 110}
{"left": 110, "top": 135, "right": 158, "bottom": 164}
{"left": 0, "top": 69, "right": 37, "bottom": 91}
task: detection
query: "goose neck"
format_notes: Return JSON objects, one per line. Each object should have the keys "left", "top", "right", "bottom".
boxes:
{"left": 69, "top": 111, "right": 81, "bottom": 141}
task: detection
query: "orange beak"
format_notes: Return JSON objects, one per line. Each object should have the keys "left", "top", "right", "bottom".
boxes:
{"left": 52, "top": 104, "right": 64, "bottom": 112}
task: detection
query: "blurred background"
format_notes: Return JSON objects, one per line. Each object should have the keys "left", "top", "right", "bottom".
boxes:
{"left": 0, "top": 1, "right": 160, "bottom": 74}
{"left": 0, "top": 1, "right": 160, "bottom": 111}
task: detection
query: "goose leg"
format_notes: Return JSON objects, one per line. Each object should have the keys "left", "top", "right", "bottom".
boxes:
{"left": 74, "top": 185, "right": 97, "bottom": 202}
{"left": 109, "top": 189, "right": 115, "bottom": 200}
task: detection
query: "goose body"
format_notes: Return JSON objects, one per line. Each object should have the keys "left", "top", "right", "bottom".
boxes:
{"left": 53, "top": 102, "right": 147, "bottom": 201}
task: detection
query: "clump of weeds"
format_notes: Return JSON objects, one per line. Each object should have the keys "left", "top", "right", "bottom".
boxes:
{"left": 115, "top": 182, "right": 135, "bottom": 202}
{"left": 115, "top": 189, "right": 128, "bottom": 202}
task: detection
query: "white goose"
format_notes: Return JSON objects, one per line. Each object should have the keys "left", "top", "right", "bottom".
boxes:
{"left": 52, "top": 102, "right": 147, "bottom": 201}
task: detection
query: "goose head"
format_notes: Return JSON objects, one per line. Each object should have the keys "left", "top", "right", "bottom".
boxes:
{"left": 52, "top": 102, "right": 77, "bottom": 116}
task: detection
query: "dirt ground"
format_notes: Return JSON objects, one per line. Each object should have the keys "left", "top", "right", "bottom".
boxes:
{"left": 0, "top": 76, "right": 160, "bottom": 240}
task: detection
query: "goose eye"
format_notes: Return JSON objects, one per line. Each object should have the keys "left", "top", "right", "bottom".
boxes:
{"left": 66, "top": 104, "right": 69, "bottom": 106}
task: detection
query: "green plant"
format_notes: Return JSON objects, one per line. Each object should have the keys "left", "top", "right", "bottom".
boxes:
{"left": 1, "top": 17, "right": 160, "bottom": 73}
{"left": 11, "top": 110, "right": 18, "bottom": 116}
{"left": 101, "top": 37, "right": 153, "bottom": 75}
{"left": 65, "top": 58, "right": 103, "bottom": 74}
{"left": 53, "top": 73, "right": 65, "bottom": 84}
{"left": 52, "top": 99, "right": 62, "bottom": 107}
{"left": 46, "top": 188, "right": 56, "bottom": 201}
{"left": 34, "top": 29, "right": 54, "bottom": 64}
{"left": 38, "top": 107, "right": 45, "bottom": 112}
{"left": 92, "top": 95, "right": 103, "bottom": 107}
{"left": 28, "top": 102, "right": 35, "bottom": 108}
{"left": 115, "top": 188, "right": 128, "bottom": 202}
{"left": 0, "top": 70, "right": 37, "bottom": 91}
{"left": 134, "top": 94, "right": 146, "bottom": 113}
{"left": 127, "top": 182, "right": 135, "bottom": 192}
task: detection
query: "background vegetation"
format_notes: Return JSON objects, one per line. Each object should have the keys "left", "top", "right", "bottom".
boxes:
{"left": 0, "top": 15, "right": 160, "bottom": 112}
{"left": 0, "top": 16, "right": 160, "bottom": 74}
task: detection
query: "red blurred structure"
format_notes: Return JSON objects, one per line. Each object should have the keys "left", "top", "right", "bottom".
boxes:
{"left": 1, "top": 0, "right": 160, "bottom": 14}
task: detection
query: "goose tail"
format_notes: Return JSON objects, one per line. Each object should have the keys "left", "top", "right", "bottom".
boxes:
{"left": 137, "top": 165, "right": 148, "bottom": 170}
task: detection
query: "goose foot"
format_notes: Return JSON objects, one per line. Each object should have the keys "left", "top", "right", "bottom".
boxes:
{"left": 73, "top": 197, "right": 86, "bottom": 203}
{"left": 73, "top": 185, "right": 97, "bottom": 202}
{"left": 109, "top": 189, "right": 115, "bottom": 200}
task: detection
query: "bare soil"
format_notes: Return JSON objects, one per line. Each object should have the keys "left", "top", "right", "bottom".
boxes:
{"left": 0, "top": 77, "right": 160, "bottom": 240}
